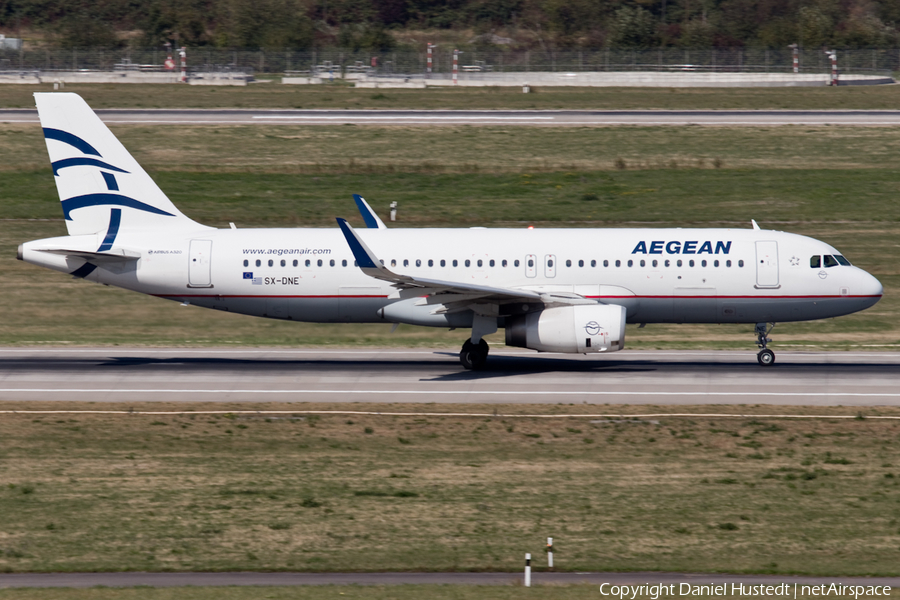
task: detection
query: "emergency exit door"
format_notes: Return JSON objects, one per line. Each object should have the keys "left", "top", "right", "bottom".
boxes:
{"left": 755, "top": 241, "right": 779, "bottom": 288}
{"left": 189, "top": 239, "right": 213, "bottom": 287}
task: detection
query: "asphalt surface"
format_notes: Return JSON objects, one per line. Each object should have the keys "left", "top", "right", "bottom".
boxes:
{"left": 1, "top": 571, "right": 898, "bottom": 588}
{"left": 1, "top": 348, "right": 899, "bottom": 405}
{"left": 7, "top": 108, "right": 900, "bottom": 126}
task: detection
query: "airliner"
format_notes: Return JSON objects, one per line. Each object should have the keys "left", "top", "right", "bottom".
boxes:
{"left": 17, "top": 93, "right": 884, "bottom": 369}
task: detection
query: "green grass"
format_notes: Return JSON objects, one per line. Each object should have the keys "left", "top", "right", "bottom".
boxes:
{"left": 1, "top": 404, "right": 900, "bottom": 575}
{"left": 0, "top": 589, "right": 888, "bottom": 600}
{"left": 7, "top": 81, "right": 900, "bottom": 110}
{"left": 2, "top": 123, "right": 898, "bottom": 348}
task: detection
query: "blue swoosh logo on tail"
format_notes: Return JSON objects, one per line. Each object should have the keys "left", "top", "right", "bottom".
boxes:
{"left": 61, "top": 194, "right": 175, "bottom": 221}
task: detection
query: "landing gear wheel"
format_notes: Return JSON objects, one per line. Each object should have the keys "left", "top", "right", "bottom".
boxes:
{"left": 754, "top": 322, "right": 776, "bottom": 367}
{"left": 460, "top": 338, "right": 489, "bottom": 370}
{"left": 757, "top": 348, "right": 775, "bottom": 366}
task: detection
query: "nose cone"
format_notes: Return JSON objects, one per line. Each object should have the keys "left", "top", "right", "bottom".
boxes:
{"left": 858, "top": 269, "right": 883, "bottom": 309}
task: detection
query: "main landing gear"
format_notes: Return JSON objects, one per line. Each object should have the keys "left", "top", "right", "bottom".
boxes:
{"left": 755, "top": 322, "right": 776, "bottom": 366}
{"left": 460, "top": 338, "right": 489, "bottom": 370}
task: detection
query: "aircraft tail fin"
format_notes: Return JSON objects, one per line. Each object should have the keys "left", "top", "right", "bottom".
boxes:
{"left": 34, "top": 92, "right": 206, "bottom": 236}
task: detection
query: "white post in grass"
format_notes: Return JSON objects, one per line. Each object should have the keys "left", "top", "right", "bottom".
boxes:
{"left": 547, "top": 537, "right": 553, "bottom": 568}
{"left": 524, "top": 553, "right": 531, "bottom": 587}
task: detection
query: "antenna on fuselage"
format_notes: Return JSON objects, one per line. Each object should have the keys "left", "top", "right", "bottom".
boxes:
{"left": 751, "top": 219, "right": 761, "bottom": 230}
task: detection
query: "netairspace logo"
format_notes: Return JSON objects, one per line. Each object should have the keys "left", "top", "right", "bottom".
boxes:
{"left": 598, "top": 583, "right": 892, "bottom": 600}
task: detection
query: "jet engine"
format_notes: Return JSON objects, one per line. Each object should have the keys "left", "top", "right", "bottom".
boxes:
{"left": 505, "top": 304, "right": 626, "bottom": 354}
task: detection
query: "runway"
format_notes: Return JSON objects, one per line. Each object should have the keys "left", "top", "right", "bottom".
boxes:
{"left": 1, "top": 348, "right": 899, "bottom": 406}
{"left": 6, "top": 108, "right": 900, "bottom": 126}
{"left": 1, "top": 571, "right": 898, "bottom": 588}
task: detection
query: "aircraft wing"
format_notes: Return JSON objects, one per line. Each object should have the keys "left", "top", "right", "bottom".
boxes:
{"left": 336, "top": 218, "right": 593, "bottom": 309}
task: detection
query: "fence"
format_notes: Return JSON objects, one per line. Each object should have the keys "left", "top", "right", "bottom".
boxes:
{"left": 0, "top": 47, "right": 896, "bottom": 77}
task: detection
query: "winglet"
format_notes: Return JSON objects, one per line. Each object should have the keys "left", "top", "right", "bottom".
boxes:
{"left": 353, "top": 195, "right": 386, "bottom": 229}
{"left": 336, "top": 218, "right": 379, "bottom": 269}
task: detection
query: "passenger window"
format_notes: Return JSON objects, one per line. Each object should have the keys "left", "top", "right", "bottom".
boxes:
{"left": 502, "top": 259, "right": 508, "bottom": 267}
{"left": 243, "top": 259, "right": 249, "bottom": 267}
{"left": 627, "top": 260, "right": 633, "bottom": 267}
{"left": 268, "top": 259, "right": 274, "bottom": 267}
{"left": 824, "top": 255, "right": 839, "bottom": 268}
{"left": 592, "top": 260, "right": 597, "bottom": 267}
{"left": 565, "top": 259, "right": 571, "bottom": 267}
{"left": 664, "top": 260, "right": 670, "bottom": 267}
{"left": 256, "top": 260, "right": 261, "bottom": 267}
{"left": 677, "top": 259, "right": 682, "bottom": 267}
{"left": 835, "top": 255, "right": 850, "bottom": 266}
{"left": 428, "top": 259, "right": 434, "bottom": 267}
{"left": 477, "top": 259, "right": 482, "bottom": 267}
{"left": 403, "top": 259, "right": 409, "bottom": 267}
{"left": 726, "top": 260, "right": 732, "bottom": 267}
{"left": 714, "top": 260, "right": 719, "bottom": 267}
{"left": 416, "top": 259, "right": 421, "bottom": 267}
{"left": 640, "top": 259, "right": 645, "bottom": 267}
{"left": 465, "top": 259, "right": 471, "bottom": 267}
{"left": 330, "top": 259, "right": 335, "bottom": 267}
{"left": 440, "top": 259, "right": 446, "bottom": 267}
{"left": 317, "top": 259, "right": 323, "bottom": 267}
{"left": 453, "top": 260, "right": 458, "bottom": 267}
{"left": 342, "top": 259, "right": 348, "bottom": 267}
{"left": 579, "top": 260, "right": 584, "bottom": 267}
{"left": 280, "top": 259, "right": 286, "bottom": 267}
{"left": 489, "top": 259, "right": 495, "bottom": 267}
{"left": 701, "top": 260, "right": 707, "bottom": 267}
{"left": 810, "top": 256, "right": 821, "bottom": 268}
{"left": 305, "top": 259, "right": 311, "bottom": 267}
{"left": 738, "top": 260, "right": 744, "bottom": 267}
{"left": 293, "top": 259, "right": 298, "bottom": 267}
{"left": 615, "top": 260, "right": 621, "bottom": 267}
{"left": 603, "top": 260, "right": 609, "bottom": 267}
{"left": 527, "top": 259, "right": 534, "bottom": 267}
{"left": 514, "top": 260, "right": 520, "bottom": 267}
{"left": 652, "top": 259, "right": 658, "bottom": 267}
{"left": 689, "top": 260, "right": 695, "bottom": 267}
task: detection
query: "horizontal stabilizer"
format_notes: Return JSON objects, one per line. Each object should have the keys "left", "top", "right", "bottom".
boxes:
{"left": 38, "top": 248, "right": 140, "bottom": 263}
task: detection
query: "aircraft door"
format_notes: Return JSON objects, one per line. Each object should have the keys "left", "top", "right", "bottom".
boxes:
{"left": 755, "top": 241, "right": 779, "bottom": 288}
{"left": 544, "top": 254, "right": 556, "bottom": 278}
{"left": 188, "top": 239, "right": 213, "bottom": 288}
{"left": 525, "top": 254, "right": 537, "bottom": 278}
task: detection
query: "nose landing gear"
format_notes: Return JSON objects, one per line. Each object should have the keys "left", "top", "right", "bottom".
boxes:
{"left": 460, "top": 338, "right": 489, "bottom": 370}
{"left": 755, "top": 322, "right": 776, "bottom": 366}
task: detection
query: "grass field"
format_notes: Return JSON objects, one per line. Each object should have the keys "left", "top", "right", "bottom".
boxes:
{"left": 0, "top": 588, "right": 891, "bottom": 600}
{"left": 6, "top": 81, "right": 900, "bottom": 110}
{"left": 1, "top": 123, "right": 898, "bottom": 348}
{"left": 1, "top": 403, "right": 900, "bottom": 575}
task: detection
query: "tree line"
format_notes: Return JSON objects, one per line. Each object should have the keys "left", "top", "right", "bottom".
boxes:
{"left": 1, "top": 0, "right": 898, "bottom": 50}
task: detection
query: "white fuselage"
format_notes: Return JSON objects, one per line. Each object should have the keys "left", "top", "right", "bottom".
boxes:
{"left": 21, "top": 225, "right": 884, "bottom": 328}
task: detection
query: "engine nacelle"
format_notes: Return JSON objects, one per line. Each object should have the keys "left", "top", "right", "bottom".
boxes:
{"left": 505, "top": 304, "right": 626, "bottom": 354}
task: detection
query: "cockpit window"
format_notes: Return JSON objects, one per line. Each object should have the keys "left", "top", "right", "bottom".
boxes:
{"left": 835, "top": 255, "right": 851, "bottom": 266}
{"left": 824, "top": 255, "right": 839, "bottom": 268}
{"left": 810, "top": 256, "right": 821, "bottom": 268}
